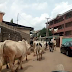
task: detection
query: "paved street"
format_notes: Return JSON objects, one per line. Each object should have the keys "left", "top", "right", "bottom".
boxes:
{"left": 2, "top": 48, "right": 72, "bottom": 72}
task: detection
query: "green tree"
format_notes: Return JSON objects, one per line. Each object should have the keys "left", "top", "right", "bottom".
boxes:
{"left": 38, "top": 27, "right": 52, "bottom": 37}
{"left": 10, "top": 19, "right": 13, "bottom": 23}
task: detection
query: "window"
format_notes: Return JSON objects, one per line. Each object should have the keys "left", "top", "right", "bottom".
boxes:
{"left": 64, "top": 42, "right": 69, "bottom": 46}
{"left": 66, "top": 42, "right": 69, "bottom": 46}
{"left": 69, "top": 42, "right": 72, "bottom": 46}
{"left": 64, "top": 42, "right": 67, "bottom": 46}
{"left": 65, "top": 31, "right": 71, "bottom": 36}
{"left": 58, "top": 24, "right": 64, "bottom": 30}
{"left": 50, "top": 21, "right": 53, "bottom": 25}
{"left": 65, "top": 22, "right": 72, "bottom": 28}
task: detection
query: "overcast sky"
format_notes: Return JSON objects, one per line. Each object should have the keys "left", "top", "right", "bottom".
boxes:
{"left": 0, "top": 0, "right": 72, "bottom": 30}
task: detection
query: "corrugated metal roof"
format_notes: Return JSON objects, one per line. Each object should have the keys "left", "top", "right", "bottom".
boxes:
{"left": 2, "top": 21, "right": 34, "bottom": 31}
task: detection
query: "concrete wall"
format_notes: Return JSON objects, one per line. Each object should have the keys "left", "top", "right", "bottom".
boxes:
{"left": 0, "top": 22, "right": 31, "bottom": 43}
{"left": 1, "top": 27, "right": 22, "bottom": 41}
{"left": 0, "top": 34, "right": 2, "bottom": 41}
{"left": 17, "top": 28, "right": 30, "bottom": 43}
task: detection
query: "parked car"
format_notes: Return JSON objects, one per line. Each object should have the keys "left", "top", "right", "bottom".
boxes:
{"left": 60, "top": 41, "right": 72, "bottom": 56}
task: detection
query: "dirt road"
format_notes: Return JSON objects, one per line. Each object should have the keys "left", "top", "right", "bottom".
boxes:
{"left": 2, "top": 48, "right": 72, "bottom": 72}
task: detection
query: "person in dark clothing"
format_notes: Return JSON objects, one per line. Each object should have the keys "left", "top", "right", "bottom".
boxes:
{"left": 30, "top": 40, "right": 33, "bottom": 46}
{"left": 48, "top": 41, "right": 53, "bottom": 52}
{"left": 30, "top": 40, "right": 34, "bottom": 52}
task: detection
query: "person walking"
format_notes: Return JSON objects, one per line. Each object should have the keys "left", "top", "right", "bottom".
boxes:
{"left": 48, "top": 40, "right": 53, "bottom": 52}
{"left": 53, "top": 39, "right": 56, "bottom": 51}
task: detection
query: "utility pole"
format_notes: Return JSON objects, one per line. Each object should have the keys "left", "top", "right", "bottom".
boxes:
{"left": 45, "top": 18, "right": 50, "bottom": 49}
{"left": 46, "top": 18, "right": 50, "bottom": 38}
{"left": 17, "top": 13, "right": 19, "bottom": 24}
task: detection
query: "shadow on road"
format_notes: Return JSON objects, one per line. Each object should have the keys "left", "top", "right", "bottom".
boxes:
{"left": 2, "top": 65, "right": 33, "bottom": 72}
{"left": 22, "top": 59, "right": 32, "bottom": 64}
{"left": 2, "top": 68, "right": 10, "bottom": 72}
{"left": 2, "top": 59, "right": 32, "bottom": 72}
{"left": 41, "top": 57, "right": 45, "bottom": 61}
{"left": 18, "top": 65, "right": 33, "bottom": 72}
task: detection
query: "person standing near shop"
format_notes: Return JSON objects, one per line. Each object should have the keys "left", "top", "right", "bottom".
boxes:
{"left": 53, "top": 39, "right": 56, "bottom": 51}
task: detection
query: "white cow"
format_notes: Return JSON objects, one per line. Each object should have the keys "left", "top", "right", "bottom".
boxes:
{"left": 36, "top": 42, "right": 43, "bottom": 60}
{"left": 0, "top": 39, "right": 30, "bottom": 72}
{"left": 39, "top": 41, "right": 46, "bottom": 52}
{"left": 33, "top": 41, "right": 44, "bottom": 60}
{"left": 36, "top": 41, "right": 46, "bottom": 52}
{"left": 0, "top": 41, "right": 16, "bottom": 70}
{"left": 0, "top": 42, "right": 4, "bottom": 71}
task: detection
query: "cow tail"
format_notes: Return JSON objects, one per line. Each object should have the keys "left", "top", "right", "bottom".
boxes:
{"left": 3, "top": 43, "right": 5, "bottom": 54}
{"left": 2, "top": 43, "right": 6, "bottom": 57}
{"left": 2, "top": 43, "right": 8, "bottom": 64}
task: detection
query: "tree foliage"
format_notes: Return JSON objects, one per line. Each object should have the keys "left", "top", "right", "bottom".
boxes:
{"left": 10, "top": 19, "right": 13, "bottom": 23}
{"left": 38, "top": 27, "right": 52, "bottom": 37}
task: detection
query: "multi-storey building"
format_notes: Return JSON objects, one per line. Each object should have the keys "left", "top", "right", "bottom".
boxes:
{"left": 46, "top": 9, "right": 72, "bottom": 37}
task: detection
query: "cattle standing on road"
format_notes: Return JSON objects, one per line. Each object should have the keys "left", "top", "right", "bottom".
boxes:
{"left": 36, "top": 43, "right": 43, "bottom": 60}
{"left": 0, "top": 39, "right": 31, "bottom": 72}
{"left": 33, "top": 41, "right": 46, "bottom": 60}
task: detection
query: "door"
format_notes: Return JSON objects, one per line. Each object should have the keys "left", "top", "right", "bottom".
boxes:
{"left": 56, "top": 38, "right": 60, "bottom": 47}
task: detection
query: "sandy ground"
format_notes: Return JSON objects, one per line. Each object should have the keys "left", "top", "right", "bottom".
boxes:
{"left": 1, "top": 48, "right": 72, "bottom": 72}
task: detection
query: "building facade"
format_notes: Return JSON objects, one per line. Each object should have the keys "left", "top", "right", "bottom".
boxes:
{"left": 47, "top": 9, "right": 72, "bottom": 37}
{"left": 0, "top": 11, "right": 33, "bottom": 43}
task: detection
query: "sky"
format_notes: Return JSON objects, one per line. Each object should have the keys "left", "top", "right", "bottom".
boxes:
{"left": 0, "top": 0, "right": 72, "bottom": 31}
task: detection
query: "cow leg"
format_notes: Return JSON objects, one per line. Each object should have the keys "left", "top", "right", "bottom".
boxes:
{"left": 54, "top": 45, "right": 56, "bottom": 51}
{"left": 33, "top": 48, "right": 36, "bottom": 56}
{"left": 39, "top": 54, "right": 40, "bottom": 61}
{"left": 6, "top": 64, "right": 9, "bottom": 69}
{"left": 36, "top": 51, "right": 38, "bottom": 60}
{"left": 20, "top": 56, "right": 23, "bottom": 70}
{"left": 0, "top": 65, "right": 2, "bottom": 72}
{"left": 33, "top": 51, "right": 37, "bottom": 56}
{"left": 5, "top": 58, "right": 9, "bottom": 69}
{"left": 9, "top": 60, "right": 15, "bottom": 72}
{"left": 13, "top": 60, "right": 15, "bottom": 65}
{"left": 17, "top": 60, "right": 20, "bottom": 65}
{"left": 6, "top": 60, "right": 15, "bottom": 69}
{"left": 41, "top": 53, "right": 42, "bottom": 59}
{"left": 16, "top": 56, "right": 23, "bottom": 70}
{"left": 37, "top": 54, "right": 38, "bottom": 60}
{"left": 26, "top": 55, "right": 27, "bottom": 61}
{"left": 8, "top": 55, "right": 16, "bottom": 72}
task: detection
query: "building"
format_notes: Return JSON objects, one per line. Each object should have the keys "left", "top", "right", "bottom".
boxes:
{"left": 0, "top": 11, "right": 33, "bottom": 43}
{"left": 46, "top": 9, "right": 72, "bottom": 37}
{"left": 30, "top": 30, "right": 40, "bottom": 39}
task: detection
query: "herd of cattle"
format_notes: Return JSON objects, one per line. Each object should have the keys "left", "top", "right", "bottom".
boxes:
{"left": 0, "top": 39, "right": 47, "bottom": 72}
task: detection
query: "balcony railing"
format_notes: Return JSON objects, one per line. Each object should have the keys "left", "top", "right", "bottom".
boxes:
{"left": 49, "top": 17, "right": 72, "bottom": 28}
{"left": 53, "top": 26, "right": 72, "bottom": 34}
{"left": 53, "top": 29, "right": 64, "bottom": 34}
